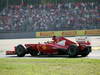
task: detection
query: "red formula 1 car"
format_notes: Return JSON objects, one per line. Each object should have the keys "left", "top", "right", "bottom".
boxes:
{"left": 6, "top": 36, "right": 92, "bottom": 57}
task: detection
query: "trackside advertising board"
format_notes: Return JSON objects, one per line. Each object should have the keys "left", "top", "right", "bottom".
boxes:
{"left": 36, "top": 29, "right": 100, "bottom": 37}
{"left": 85, "top": 30, "right": 100, "bottom": 35}
{"left": 36, "top": 31, "right": 76, "bottom": 37}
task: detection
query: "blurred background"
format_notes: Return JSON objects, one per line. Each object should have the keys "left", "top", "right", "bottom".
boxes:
{"left": 0, "top": 0, "right": 100, "bottom": 38}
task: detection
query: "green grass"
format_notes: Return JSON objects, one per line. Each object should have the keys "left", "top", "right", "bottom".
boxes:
{"left": 0, "top": 58, "right": 100, "bottom": 75}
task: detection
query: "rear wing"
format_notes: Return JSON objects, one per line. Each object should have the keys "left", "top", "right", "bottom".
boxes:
{"left": 75, "top": 36, "right": 91, "bottom": 45}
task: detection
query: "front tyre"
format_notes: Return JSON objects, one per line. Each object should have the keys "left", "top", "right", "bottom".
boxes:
{"left": 27, "top": 48, "right": 39, "bottom": 56}
{"left": 68, "top": 45, "right": 78, "bottom": 57}
{"left": 15, "top": 44, "right": 26, "bottom": 57}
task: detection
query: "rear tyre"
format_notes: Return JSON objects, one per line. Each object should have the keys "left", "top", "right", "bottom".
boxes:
{"left": 15, "top": 44, "right": 26, "bottom": 57}
{"left": 68, "top": 45, "right": 78, "bottom": 57}
{"left": 81, "top": 46, "right": 91, "bottom": 57}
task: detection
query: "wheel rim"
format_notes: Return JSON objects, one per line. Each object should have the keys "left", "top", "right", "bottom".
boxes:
{"left": 68, "top": 45, "right": 77, "bottom": 57}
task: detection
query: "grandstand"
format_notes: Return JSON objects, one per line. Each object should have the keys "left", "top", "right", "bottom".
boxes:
{"left": 0, "top": 0, "right": 100, "bottom": 32}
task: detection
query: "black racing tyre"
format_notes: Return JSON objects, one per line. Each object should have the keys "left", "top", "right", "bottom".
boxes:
{"left": 81, "top": 46, "right": 91, "bottom": 57}
{"left": 27, "top": 48, "right": 38, "bottom": 56}
{"left": 68, "top": 44, "right": 78, "bottom": 57}
{"left": 15, "top": 44, "right": 26, "bottom": 57}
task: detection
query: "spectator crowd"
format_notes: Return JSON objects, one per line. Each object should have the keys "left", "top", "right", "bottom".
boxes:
{"left": 0, "top": 2, "right": 100, "bottom": 32}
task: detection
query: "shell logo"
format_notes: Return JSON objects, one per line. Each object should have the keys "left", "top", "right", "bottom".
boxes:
{"left": 42, "top": 46, "right": 47, "bottom": 50}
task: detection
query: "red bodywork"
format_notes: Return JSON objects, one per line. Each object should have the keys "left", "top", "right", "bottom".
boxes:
{"left": 6, "top": 36, "right": 91, "bottom": 57}
{"left": 25, "top": 37, "right": 76, "bottom": 54}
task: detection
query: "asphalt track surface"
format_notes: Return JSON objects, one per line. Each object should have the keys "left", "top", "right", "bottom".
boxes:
{"left": 0, "top": 36, "right": 100, "bottom": 59}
